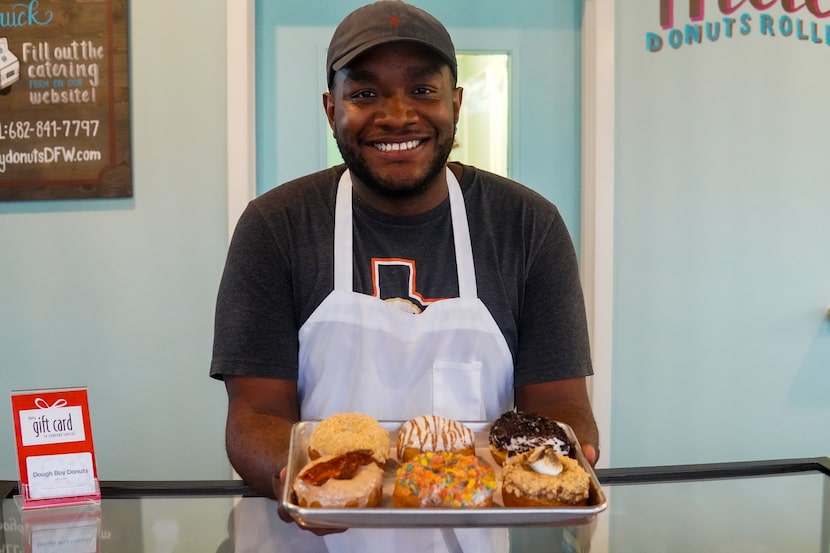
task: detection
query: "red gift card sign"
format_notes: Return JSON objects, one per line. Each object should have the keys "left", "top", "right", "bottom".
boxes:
{"left": 11, "top": 388, "right": 100, "bottom": 510}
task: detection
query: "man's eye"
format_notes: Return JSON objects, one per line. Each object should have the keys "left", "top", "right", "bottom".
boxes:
{"left": 351, "top": 90, "right": 376, "bottom": 99}
{"left": 412, "top": 87, "right": 434, "bottom": 95}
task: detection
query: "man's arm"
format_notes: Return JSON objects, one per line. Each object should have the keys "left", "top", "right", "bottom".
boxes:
{"left": 515, "top": 377, "right": 600, "bottom": 466}
{"left": 224, "top": 375, "right": 300, "bottom": 498}
{"left": 225, "top": 376, "right": 350, "bottom": 536}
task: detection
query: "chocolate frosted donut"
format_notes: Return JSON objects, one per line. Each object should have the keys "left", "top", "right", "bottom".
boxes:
{"left": 488, "top": 411, "right": 571, "bottom": 466}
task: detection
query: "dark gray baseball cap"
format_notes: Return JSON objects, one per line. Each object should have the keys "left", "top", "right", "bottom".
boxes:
{"left": 326, "top": 1, "right": 457, "bottom": 88}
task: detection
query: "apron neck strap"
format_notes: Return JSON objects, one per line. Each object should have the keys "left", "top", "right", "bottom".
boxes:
{"left": 446, "top": 167, "right": 477, "bottom": 298}
{"left": 334, "top": 171, "right": 354, "bottom": 292}
{"left": 334, "top": 168, "right": 478, "bottom": 298}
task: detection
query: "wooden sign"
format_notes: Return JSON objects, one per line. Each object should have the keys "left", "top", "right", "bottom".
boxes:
{"left": 0, "top": 0, "right": 131, "bottom": 201}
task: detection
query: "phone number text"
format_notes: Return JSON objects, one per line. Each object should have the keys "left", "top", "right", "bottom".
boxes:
{"left": 0, "top": 120, "right": 101, "bottom": 140}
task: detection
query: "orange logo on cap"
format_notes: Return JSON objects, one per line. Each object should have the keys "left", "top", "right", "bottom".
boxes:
{"left": 389, "top": 15, "right": 400, "bottom": 26}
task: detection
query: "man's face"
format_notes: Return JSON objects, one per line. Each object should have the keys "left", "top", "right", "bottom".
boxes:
{"left": 324, "top": 42, "right": 462, "bottom": 201}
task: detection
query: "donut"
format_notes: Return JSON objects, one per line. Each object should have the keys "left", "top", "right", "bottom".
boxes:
{"left": 392, "top": 451, "right": 496, "bottom": 508}
{"left": 396, "top": 415, "right": 475, "bottom": 462}
{"left": 292, "top": 451, "right": 384, "bottom": 508}
{"left": 488, "top": 411, "right": 571, "bottom": 466}
{"left": 501, "top": 446, "right": 590, "bottom": 507}
{"left": 308, "top": 412, "right": 390, "bottom": 464}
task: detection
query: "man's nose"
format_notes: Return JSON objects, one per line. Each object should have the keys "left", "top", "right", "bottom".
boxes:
{"left": 376, "top": 95, "right": 417, "bottom": 125}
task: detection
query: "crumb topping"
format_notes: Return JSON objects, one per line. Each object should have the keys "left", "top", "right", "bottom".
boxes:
{"left": 309, "top": 413, "right": 390, "bottom": 463}
{"left": 501, "top": 450, "right": 589, "bottom": 505}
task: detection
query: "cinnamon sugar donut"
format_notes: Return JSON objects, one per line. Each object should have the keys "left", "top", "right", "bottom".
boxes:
{"left": 308, "top": 412, "right": 390, "bottom": 464}
{"left": 396, "top": 415, "right": 475, "bottom": 462}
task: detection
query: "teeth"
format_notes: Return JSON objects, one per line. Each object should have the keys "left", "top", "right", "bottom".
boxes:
{"left": 374, "top": 140, "right": 421, "bottom": 152}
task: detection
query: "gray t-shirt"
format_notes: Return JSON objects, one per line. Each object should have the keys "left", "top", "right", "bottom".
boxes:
{"left": 210, "top": 163, "right": 592, "bottom": 387}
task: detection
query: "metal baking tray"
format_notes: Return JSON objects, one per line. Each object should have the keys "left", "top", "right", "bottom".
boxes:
{"left": 282, "top": 420, "right": 607, "bottom": 529}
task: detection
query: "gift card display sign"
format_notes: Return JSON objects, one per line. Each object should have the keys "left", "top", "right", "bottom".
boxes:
{"left": 11, "top": 388, "right": 100, "bottom": 510}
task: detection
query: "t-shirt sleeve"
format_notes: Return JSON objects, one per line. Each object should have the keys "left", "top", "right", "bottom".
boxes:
{"left": 514, "top": 210, "right": 593, "bottom": 386}
{"left": 209, "top": 202, "right": 300, "bottom": 381}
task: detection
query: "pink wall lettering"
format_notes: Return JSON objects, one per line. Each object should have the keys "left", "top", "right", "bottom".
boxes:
{"left": 661, "top": 0, "right": 830, "bottom": 30}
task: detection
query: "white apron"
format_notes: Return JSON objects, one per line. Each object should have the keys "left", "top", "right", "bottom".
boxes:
{"left": 236, "top": 168, "right": 514, "bottom": 552}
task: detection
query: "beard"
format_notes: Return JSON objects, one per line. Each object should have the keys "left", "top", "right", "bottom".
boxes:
{"left": 334, "top": 129, "right": 456, "bottom": 200}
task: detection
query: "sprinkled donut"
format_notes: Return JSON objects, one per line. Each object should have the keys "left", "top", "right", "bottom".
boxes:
{"left": 393, "top": 451, "right": 496, "bottom": 508}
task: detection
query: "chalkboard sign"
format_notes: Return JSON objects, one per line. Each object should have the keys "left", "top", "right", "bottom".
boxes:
{"left": 0, "top": 0, "right": 131, "bottom": 201}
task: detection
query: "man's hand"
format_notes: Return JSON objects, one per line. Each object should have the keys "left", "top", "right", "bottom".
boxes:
{"left": 274, "top": 468, "right": 293, "bottom": 524}
{"left": 581, "top": 444, "right": 599, "bottom": 467}
{"left": 515, "top": 377, "right": 600, "bottom": 468}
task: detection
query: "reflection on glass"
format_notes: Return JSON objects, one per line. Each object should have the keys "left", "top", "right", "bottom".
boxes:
{"left": 326, "top": 53, "right": 510, "bottom": 178}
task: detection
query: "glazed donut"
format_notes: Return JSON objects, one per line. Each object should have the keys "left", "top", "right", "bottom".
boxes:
{"left": 396, "top": 415, "right": 475, "bottom": 462}
{"left": 501, "top": 446, "right": 590, "bottom": 507}
{"left": 488, "top": 411, "right": 571, "bottom": 466}
{"left": 308, "top": 412, "right": 390, "bottom": 464}
{"left": 392, "top": 451, "right": 496, "bottom": 508}
{"left": 292, "top": 451, "right": 384, "bottom": 508}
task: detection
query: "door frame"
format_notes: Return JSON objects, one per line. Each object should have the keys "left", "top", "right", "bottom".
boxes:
{"left": 224, "top": 0, "right": 615, "bottom": 467}
{"left": 580, "top": 0, "right": 615, "bottom": 468}
{"left": 225, "top": 0, "right": 256, "bottom": 241}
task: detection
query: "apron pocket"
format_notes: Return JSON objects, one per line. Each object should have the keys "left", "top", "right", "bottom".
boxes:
{"left": 432, "top": 361, "right": 483, "bottom": 421}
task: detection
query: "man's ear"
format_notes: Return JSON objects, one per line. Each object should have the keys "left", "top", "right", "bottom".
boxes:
{"left": 322, "top": 91, "right": 336, "bottom": 130}
{"left": 453, "top": 86, "right": 463, "bottom": 125}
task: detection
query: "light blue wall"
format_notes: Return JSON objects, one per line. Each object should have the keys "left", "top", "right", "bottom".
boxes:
{"left": 0, "top": 0, "right": 231, "bottom": 480}
{"left": 613, "top": 3, "right": 830, "bottom": 466}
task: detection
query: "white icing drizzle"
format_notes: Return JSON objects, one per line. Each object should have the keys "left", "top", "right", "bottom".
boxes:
{"left": 397, "top": 415, "right": 474, "bottom": 457}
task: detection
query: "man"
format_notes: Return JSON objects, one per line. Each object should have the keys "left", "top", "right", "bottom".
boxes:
{"left": 211, "top": 1, "right": 598, "bottom": 550}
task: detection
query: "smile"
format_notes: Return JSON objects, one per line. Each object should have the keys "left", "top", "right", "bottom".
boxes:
{"left": 373, "top": 140, "right": 422, "bottom": 152}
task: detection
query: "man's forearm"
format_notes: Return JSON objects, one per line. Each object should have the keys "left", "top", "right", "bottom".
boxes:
{"left": 531, "top": 401, "right": 599, "bottom": 454}
{"left": 226, "top": 410, "right": 294, "bottom": 498}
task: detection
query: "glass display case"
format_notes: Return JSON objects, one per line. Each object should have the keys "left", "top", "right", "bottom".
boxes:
{"left": 2, "top": 457, "right": 828, "bottom": 552}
